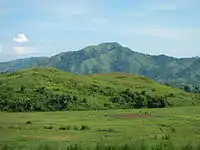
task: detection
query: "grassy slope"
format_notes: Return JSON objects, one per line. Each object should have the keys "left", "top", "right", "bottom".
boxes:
{"left": 0, "top": 106, "right": 200, "bottom": 149}
{"left": 0, "top": 67, "right": 199, "bottom": 109}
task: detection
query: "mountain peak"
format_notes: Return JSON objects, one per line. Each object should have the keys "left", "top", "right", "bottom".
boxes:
{"left": 97, "top": 42, "right": 122, "bottom": 48}
{"left": 81, "top": 42, "right": 122, "bottom": 53}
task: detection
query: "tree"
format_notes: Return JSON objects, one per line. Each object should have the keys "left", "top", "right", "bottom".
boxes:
{"left": 184, "top": 85, "right": 191, "bottom": 93}
{"left": 194, "top": 86, "right": 200, "bottom": 93}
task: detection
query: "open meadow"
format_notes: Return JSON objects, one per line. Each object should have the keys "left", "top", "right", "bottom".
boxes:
{"left": 0, "top": 106, "right": 200, "bottom": 149}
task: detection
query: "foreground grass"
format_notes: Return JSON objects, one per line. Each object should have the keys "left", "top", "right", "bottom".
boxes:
{"left": 0, "top": 106, "right": 200, "bottom": 149}
{"left": 1, "top": 141, "right": 200, "bottom": 150}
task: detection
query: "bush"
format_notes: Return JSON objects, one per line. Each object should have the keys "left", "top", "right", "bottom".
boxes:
{"left": 97, "top": 128, "right": 117, "bottom": 133}
{"left": 58, "top": 126, "right": 67, "bottom": 130}
{"left": 170, "top": 127, "right": 176, "bottom": 133}
{"left": 184, "top": 85, "right": 192, "bottom": 93}
{"left": 162, "top": 134, "right": 170, "bottom": 140}
{"left": 66, "top": 125, "right": 71, "bottom": 130}
{"left": 73, "top": 125, "right": 79, "bottom": 130}
{"left": 110, "top": 89, "right": 170, "bottom": 109}
{"left": 44, "top": 125, "right": 53, "bottom": 130}
{"left": 80, "top": 125, "right": 90, "bottom": 131}
{"left": 26, "top": 121, "right": 32, "bottom": 125}
{"left": 20, "top": 86, "right": 25, "bottom": 92}
{"left": 169, "top": 93, "right": 175, "bottom": 97}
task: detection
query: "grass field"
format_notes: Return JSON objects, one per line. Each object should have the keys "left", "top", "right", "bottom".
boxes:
{"left": 0, "top": 106, "right": 200, "bottom": 149}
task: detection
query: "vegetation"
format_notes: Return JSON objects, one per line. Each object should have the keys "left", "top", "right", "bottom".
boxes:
{"left": 110, "top": 89, "right": 172, "bottom": 109}
{"left": 0, "top": 106, "right": 200, "bottom": 149}
{"left": 1, "top": 142, "right": 200, "bottom": 150}
{"left": 182, "top": 85, "right": 200, "bottom": 94}
{"left": 0, "top": 42, "right": 200, "bottom": 87}
{"left": 0, "top": 68, "right": 200, "bottom": 112}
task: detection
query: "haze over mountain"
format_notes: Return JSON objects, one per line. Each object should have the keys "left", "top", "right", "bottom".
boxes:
{"left": 0, "top": 42, "right": 200, "bottom": 86}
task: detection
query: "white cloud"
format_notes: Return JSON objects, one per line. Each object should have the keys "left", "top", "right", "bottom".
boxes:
{"left": 13, "top": 34, "right": 28, "bottom": 43}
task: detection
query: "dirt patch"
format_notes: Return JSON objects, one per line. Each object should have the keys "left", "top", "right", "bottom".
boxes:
{"left": 109, "top": 113, "right": 155, "bottom": 119}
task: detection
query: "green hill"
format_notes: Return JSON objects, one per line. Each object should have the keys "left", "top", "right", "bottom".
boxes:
{"left": 0, "top": 68, "right": 199, "bottom": 112}
{"left": 0, "top": 42, "right": 199, "bottom": 87}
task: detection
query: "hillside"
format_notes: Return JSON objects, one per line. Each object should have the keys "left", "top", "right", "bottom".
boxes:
{"left": 0, "top": 42, "right": 200, "bottom": 86}
{"left": 0, "top": 68, "right": 199, "bottom": 112}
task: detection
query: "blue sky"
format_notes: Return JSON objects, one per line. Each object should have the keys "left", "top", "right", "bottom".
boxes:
{"left": 0, "top": 0, "right": 200, "bottom": 61}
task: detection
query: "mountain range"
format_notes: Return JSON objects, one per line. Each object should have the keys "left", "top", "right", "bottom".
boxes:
{"left": 0, "top": 42, "right": 200, "bottom": 86}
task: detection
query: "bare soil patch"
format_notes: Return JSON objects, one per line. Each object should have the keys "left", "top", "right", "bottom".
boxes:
{"left": 109, "top": 113, "right": 155, "bottom": 119}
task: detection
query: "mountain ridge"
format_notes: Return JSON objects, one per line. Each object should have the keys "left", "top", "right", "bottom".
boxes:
{"left": 0, "top": 42, "right": 200, "bottom": 86}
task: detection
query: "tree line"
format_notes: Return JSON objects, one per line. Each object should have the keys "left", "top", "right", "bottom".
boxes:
{"left": 0, "top": 85, "right": 174, "bottom": 112}
{"left": 110, "top": 89, "right": 172, "bottom": 109}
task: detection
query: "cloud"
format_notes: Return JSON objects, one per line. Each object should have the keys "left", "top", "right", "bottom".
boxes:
{"left": 13, "top": 34, "right": 28, "bottom": 43}
{"left": 12, "top": 46, "right": 27, "bottom": 54}
{"left": 12, "top": 46, "right": 37, "bottom": 55}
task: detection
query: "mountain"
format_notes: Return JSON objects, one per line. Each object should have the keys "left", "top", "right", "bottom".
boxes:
{"left": 0, "top": 68, "right": 199, "bottom": 112}
{"left": 0, "top": 42, "right": 199, "bottom": 86}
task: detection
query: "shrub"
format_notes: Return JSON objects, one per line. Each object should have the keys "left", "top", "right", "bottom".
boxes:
{"left": 73, "top": 125, "right": 79, "bottom": 130}
{"left": 34, "top": 87, "right": 46, "bottom": 94}
{"left": 44, "top": 125, "right": 53, "bottom": 130}
{"left": 97, "top": 128, "right": 117, "bottom": 133}
{"left": 141, "top": 90, "right": 146, "bottom": 96}
{"left": 80, "top": 125, "right": 90, "bottom": 131}
{"left": 58, "top": 126, "right": 67, "bottom": 130}
{"left": 20, "top": 86, "right": 25, "bottom": 92}
{"left": 110, "top": 89, "right": 170, "bottom": 109}
{"left": 170, "top": 127, "right": 176, "bottom": 133}
{"left": 66, "top": 125, "right": 71, "bottom": 130}
{"left": 184, "top": 85, "right": 192, "bottom": 93}
{"left": 26, "top": 121, "right": 32, "bottom": 125}
{"left": 162, "top": 134, "right": 170, "bottom": 140}
{"left": 169, "top": 93, "right": 175, "bottom": 97}
{"left": 152, "top": 89, "right": 156, "bottom": 92}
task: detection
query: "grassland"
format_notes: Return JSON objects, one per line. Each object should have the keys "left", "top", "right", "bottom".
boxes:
{"left": 0, "top": 106, "right": 200, "bottom": 149}
{"left": 0, "top": 68, "right": 200, "bottom": 112}
{"left": 1, "top": 68, "right": 200, "bottom": 149}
